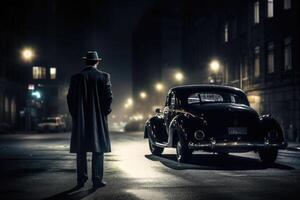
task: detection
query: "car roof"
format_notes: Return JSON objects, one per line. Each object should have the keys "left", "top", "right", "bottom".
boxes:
{"left": 169, "top": 84, "right": 246, "bottom": 96}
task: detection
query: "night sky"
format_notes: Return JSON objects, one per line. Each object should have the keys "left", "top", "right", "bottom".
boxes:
{"left": 3, "top": 0, "right": 156, "bottom": 115}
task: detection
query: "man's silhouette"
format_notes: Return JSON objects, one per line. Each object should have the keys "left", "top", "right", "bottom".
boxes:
{"left": 67, "top": 51, "right": 112, "bottom": 189}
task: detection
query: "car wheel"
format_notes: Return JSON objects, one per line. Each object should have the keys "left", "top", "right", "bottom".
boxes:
{"left": 148, "top": 139, "right": 164, "bottom": 156}
{"left": 258, "top": 148, "right": 278, "bottom": 164}
{"left": 176, "top": 137, "right": 192, "bottom": 163}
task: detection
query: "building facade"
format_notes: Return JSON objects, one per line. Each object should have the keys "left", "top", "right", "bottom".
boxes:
{"left": 182, "top": 0, "right": 300, "bottom": 141}
{"left": 0, "top": 2, "right": 29, "bottom": 132}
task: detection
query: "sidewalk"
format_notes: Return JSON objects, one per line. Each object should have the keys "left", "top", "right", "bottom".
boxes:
{"left": 286, "top": 142, "right": 300, "bottom": 151}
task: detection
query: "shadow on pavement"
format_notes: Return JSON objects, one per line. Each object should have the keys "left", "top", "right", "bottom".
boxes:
{"left": 145, "top": 153, "right": 294, "bottom": 170}
{"left": 42, "top": 186, "right": 98, "bottom": 200}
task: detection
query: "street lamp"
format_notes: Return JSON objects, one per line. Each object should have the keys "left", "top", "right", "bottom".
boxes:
{"left": 127, "top": 98, "right": 133, "bottom": 106}
{"left": 139, "top": 91, "right": 147, "bottom": 99}
{"left": 124, "top": 103, "right": 129, "bottom": 109}
{"left": 209, "top": 60, "right": 220, "bottom": 73}
{"left": 124, "top": 97, "right": 134, "bottom": 109}
{"left": 155, "top": 83, "right": 164, "bottom": 92}
{"left": 174, "top": 72, "right": 184, "bottom": 82}
{"left": 21, "top": 48, "right": 35, "bottom": 62}
{"left": 208, "top": 59, "right": 223, "bottom": 85}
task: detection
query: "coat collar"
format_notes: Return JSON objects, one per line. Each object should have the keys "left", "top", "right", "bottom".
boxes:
{"left": 82, "top": 66, "right": 96, "bottom": 72}
{"left": 81, "top": 66, "right": 102, "bottom": 73}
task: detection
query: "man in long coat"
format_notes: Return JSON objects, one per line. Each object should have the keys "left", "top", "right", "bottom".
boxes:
{"left": 67, "top": 51, "right": 112, "bottom": 188}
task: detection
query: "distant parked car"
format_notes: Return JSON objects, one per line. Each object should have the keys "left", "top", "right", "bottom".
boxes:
{"left": 124, "top": 120, "right": 144, "bottom": 132}
{"left": 37, "top": 117, "right": 67, "bottom": 133}
{"left": 144, "top": 85, "right": 287, "bottom": 164}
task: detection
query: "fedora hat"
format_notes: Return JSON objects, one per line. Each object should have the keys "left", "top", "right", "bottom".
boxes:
{"left": 83, "top": 51, "right": 102, "bottom": 61}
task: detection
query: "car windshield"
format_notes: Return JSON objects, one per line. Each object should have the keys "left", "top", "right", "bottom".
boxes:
{"left": 42, "top": 118, "right": 57, "bottom": 123}
{"left": 187, "top": 92, "right": 248, "bottom": 105}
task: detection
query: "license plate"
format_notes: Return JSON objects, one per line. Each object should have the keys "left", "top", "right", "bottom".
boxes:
{"left": 228, "top": 127, "right": 247, "bottom": 135}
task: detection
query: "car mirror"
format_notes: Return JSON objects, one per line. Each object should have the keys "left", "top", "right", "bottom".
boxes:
{"left": 155, "top": 108, "right": 161, "bottom": 114}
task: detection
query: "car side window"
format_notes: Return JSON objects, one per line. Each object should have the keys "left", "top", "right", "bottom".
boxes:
{"left": 170, "top": 95, "right": 176, "bottom": 108}
{"left": 165, "top": 95, "right": 170, "bottom": 106}
{"left": 168, "top": 92, "right": 178, "bottom": 109}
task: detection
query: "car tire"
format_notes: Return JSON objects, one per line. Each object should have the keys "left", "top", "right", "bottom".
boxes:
{"left": 148, "top": 139, "right": 164, "bottom": 156}
{"left": 258, "top": 148, "right": 278, "bottom": 164}
{"left": 176, "top": 137, "right": 192, "bottom": 163}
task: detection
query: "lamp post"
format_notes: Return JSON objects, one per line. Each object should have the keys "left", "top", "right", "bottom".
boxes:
{"left": 139, "top": 91, "right": 147, "bottom": 99}
{"left": 174, "top": 72, "right": 184, "bottom": 83}
{"left": 21, "top": 48, "right": 35, "bottom": 62}
{"left": 155, "top": 82, "right": 164, "bottom": 92}
{"left": 124, "top": 98, "right": 133, "bottom": 109}
{"left": 21, "top": 47, "right": 36, "bottom": 131}
{"left": 209, "top": 59, "right": 222, "bottom": 85}
{"left": 209, "top": 60, "right": 220, "bottom": 73}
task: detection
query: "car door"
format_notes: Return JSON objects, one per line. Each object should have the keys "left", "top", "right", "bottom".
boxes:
{"left": 163, "top": 92, "right": 176, "bottom": 131}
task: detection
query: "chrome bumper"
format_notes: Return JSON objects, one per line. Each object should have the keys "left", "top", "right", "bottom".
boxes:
{"left": 188, "top": 141, "right": 288, "bottom": 150}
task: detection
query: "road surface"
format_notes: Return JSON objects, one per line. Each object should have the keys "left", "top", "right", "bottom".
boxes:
{"left": 0, "top": 131, "right": 300, "bottom": 200}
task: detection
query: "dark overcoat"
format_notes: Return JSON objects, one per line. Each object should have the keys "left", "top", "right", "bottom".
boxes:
{"left": 67, "top": 67, "right": 113, "bottom": 153}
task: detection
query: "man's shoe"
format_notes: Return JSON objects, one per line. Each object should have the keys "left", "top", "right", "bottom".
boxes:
{"left": 93, "top": 181, "right": 106, "bottom": 189}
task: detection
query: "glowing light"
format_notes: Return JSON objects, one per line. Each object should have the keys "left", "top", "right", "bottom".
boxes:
{"left": 247, "top": 95, "right": 261, "bottom": 113}
{"left": 210, "top": 60, "right": 220, "bottom": 73}
{"left": 50, "top": 67, "right": 56, "bottom": 79}
{"left": 247, "top": 95, "right": 261, "bottom": 104}
{"left": 114, "top": 142, "right": 167, "bottom": 179}
{"left": 28, "top": 84, "right": 35, "bottom": 90}
{"left": 155, "top": 83, "right": 164, "bottom": 92}
{"left": 130, "top": 114, "right": 144, "bottom": 121}
{"left": 31, "top": 91, "right": 41, "bottom": 99}
{"left": 174, "top": 72, "right": 184, "bottom": 82}
{"left": 21, "top": 48, "right": 35, "bottom": 62}
{"left": 124, "top": 98, "right": 133, "bottom": 109}
{"left": 127, "top": 98, "right": 133, "bottom": 106}
{"left": 140, "top": 91, "right": 147, "bottom": 99}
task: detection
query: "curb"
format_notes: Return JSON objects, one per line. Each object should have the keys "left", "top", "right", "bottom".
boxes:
{"left": 286, "top": 146, "right": 300, "bottom": 152}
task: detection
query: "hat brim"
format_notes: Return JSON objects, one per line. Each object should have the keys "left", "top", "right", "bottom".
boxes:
{"left": 82, "top": 57, "right": 102, "bottom": 61}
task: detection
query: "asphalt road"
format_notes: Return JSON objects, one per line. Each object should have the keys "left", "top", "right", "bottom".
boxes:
{"left": 0, "top": 131, "right": 300, "bottom": 200}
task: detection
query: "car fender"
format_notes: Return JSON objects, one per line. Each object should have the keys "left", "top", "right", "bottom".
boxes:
{"left": 169, "top": 113, "right": 207, "bottom": 147}
{"left": 259, "top": 114, "right": 284, "bottom": 141}
{"left": 144, "top": 116, "right": 165, "bottom": 141}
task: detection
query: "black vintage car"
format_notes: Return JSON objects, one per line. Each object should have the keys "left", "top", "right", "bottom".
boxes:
{"left": 144, "top": 85, "right": 287, "bottom": 163}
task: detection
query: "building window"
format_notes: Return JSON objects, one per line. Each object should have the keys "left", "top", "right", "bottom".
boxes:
{"left": 267, "top": 42, "right": 275, "bottom": 73}
{"left": 284, "top": 37, "right": 292, "bottom": 70}
{"left": 224, "top": 22, "right": 229, "bottom": 42}
{"left": 267, "top": 0, "right": 274, "bottom": 18}
{"left": 284, "top": 0, "right": 291, "bottom": 9}
{"left": 50, "top": 67, "right": 57, "bottom": 79}
{"left": 254, "top": 46, "right": 260, "bottom": 77}
{"left": 32, "top": 66, "right": 46, "bottom": 79}
{"left": 254, "top": 1, "right": 260, "bottom": 24}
